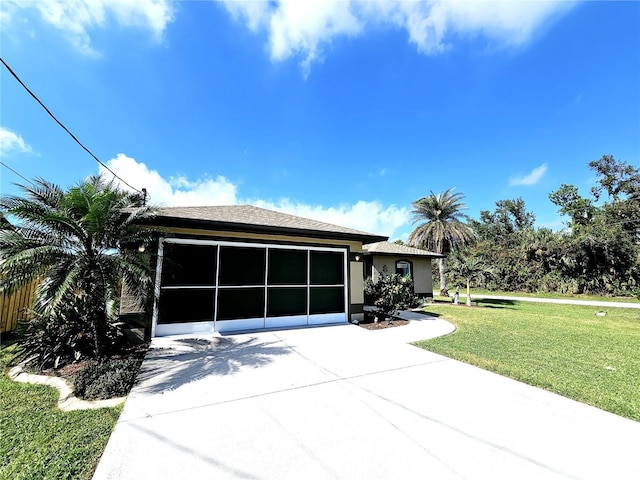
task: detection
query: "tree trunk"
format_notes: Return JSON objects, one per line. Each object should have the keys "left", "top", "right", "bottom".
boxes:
{"left": 466, "top": 280, "right": 471, "bottom": 306}
{"left": 438, "top": 257, "right": 448, "bottom": 296}
{"left": 91, "top": 316, "right": 104, "bottom": 358}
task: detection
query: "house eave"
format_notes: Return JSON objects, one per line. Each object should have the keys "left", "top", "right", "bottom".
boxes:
{"left": 361, "top": 251, "right": 445, "bottom": 259}
{"left": 148, "top": 216, "right": 388, "bottom": 245}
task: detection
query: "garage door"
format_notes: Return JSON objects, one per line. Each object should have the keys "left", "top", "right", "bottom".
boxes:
{"left": 153, "top": 239, "right": 348, "bottom": 336}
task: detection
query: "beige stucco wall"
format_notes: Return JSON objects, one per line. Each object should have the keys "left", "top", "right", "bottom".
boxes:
{"left": 350, "top": 259, "right": 365, "bottom": 323}
{"left": 369, "top": 256, "right": 434, "bottom": 297}
{"left": 350, "top": 261, "right": 364, "bottom": 305}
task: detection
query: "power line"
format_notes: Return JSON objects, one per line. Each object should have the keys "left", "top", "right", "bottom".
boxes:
{"left": 0, "top": 56, "right": 143, "bottom": 195}
{"left": 0, "top": 161, "right": 35, "bottom": 186}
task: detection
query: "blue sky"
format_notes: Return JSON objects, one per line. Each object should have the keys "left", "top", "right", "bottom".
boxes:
{"left": 1, "top": 0, "right": 638, "bottom": 240}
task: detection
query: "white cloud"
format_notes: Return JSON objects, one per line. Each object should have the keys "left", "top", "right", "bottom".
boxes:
{"left": 225, "top": 0, "right": 362, "bottom": 77}
{"left": 100, "top": 153, "right": 238, "bottom": 206}
{"left": 101, "top": 153, "right": 408, "bottom": 236}
{"left": 253, "top": 198, "right": 409, "bottom": 236}
{"left": 509, "top": 163, "right": 548, "bottom": 186}
{"left": 1, "top": 0, "right": 174, "bottom": 55}
{"left": 0, "top": 127, "right": 33, "bottom": 155}
{"left": 222, "top": 0, "right": 576, "bottom": 74}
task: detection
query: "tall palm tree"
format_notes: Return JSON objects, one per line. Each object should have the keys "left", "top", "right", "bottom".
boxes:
{"left": 407, "top": 188, "right": 475, "bottom": 296}
{"left": 0, "top": 175, "right": 156, "bottom": 357}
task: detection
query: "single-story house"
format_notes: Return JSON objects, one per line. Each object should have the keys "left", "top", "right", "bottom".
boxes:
{"left": 361, "top": 241, "right": 444, "bottom": 299}
{"left": 123, "top": 205, "right": 442, "bottom": 337}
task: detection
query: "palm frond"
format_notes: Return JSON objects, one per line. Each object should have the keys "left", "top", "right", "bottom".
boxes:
{"left": 407, "top": 188, "right": 475, "bottom": 254}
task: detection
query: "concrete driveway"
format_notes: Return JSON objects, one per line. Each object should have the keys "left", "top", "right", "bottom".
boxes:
{"left": 93, "top": 317, "right": 640, "bottom": 480}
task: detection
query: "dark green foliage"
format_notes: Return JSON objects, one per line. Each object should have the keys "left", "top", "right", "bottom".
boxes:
{"left": 469, "top": 156, "right": 639, "bottom": 296}
{"left": 469, "top": 199, "right": 542, "bottom": 292}
{"left": 364, "top": 274, "right": 420, "bottom": 320}
{"left": 469, "top": 197, "right": 535, "bottom": 245}
{"left": 74, "top": 358, "right": 142, "bottom": 400}
{"left": 15, "top": 303, "right": 95, "bottom": 371}
{"left": 588, "top": 154, "right": 640, "bottom": 201}
{"left": 14, "top": 296, "right": 128, "bottom": 371}
{"left": 549, "top": 184, "right": 595, "bottom": 227}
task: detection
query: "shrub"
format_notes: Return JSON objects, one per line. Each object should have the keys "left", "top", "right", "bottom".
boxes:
{"left": 74, "top": 358, "right": 142, "bottom": 400}
{"left": 16, "top": 304, "right": 95, "bottom": 371}
{"left": 15, "top": 295, "right": 125, "bottom": 371}
{"left": 364, "top": 274, "right": 420, "bottom": 321}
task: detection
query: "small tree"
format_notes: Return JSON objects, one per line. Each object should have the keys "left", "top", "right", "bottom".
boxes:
{"left": 448, "top": 251, "right": 493, "bottom": 306}
{"left": 364, "top": 274, "right": 420, "bottom": 322}
{"left": 0, "top": 175, "right": 157, "bottom": 367}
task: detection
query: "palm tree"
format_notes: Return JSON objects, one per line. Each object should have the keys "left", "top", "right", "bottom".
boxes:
{"left": 407, "top": 188, "right": 475, "bottom": 296}
{"left": 448, "top": 250, "right": 493, "bottom": 306}
{"left": 0, "top": 175, "right": 156, "bottom": 357}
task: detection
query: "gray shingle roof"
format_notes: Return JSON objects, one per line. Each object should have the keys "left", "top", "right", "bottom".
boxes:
{"left": 154, "top": 205, "right": 388, "bottom": 244}
{"left": 362, "top": 241, "right": 444, "bottom": 258}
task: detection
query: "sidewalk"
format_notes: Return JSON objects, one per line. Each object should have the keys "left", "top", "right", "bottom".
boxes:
{"left": 462, "top": 294, "right": 640, "bottom": 309}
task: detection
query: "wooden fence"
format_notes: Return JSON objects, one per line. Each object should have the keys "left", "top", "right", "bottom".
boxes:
{"left": 1, "top": 282, "right": 37, "bottom": 333}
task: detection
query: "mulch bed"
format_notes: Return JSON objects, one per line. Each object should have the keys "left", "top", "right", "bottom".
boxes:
{"left": 49, "top": 343, "right": 149, "bottom": 383}
{"left": 358, "top": 318, "right": 409, "bottom": 330}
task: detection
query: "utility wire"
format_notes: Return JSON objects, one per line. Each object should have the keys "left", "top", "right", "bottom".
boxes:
{"left": 0, "top": 56, "right": 143, "bottom": 195}
{"left": 0, "top": 161, "right": 35, "bottom": 186}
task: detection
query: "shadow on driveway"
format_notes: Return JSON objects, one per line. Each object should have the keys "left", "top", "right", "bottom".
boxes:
{"left": 135, "top": 336, "right": 291, "bottom": 394}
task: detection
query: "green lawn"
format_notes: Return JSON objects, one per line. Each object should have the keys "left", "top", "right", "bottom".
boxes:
{"left": 0, "top": 346, "right": 121, "bottom": 480}
{"left": 415, "top": 299, "right": 640, "bottom": 421}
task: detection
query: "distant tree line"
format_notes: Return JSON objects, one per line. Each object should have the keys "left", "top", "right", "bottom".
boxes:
{"left": 409, "top": 156, "right": 640, "bottom": 297}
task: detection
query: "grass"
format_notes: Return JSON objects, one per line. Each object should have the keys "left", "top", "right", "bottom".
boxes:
{"left": 415, "top": 299, "right": 640, "bottom": 421}
{"left": 0, "top": 344, "right": 122, "bottom": 480}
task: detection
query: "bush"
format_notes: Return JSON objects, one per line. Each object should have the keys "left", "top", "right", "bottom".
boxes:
{"left": 16, "top": 295, "right": 127, "bottom": 371}
{"left": 74, "top": 358, "right": 142, "bottom": 400}
{"left": 364, "top": 274, "right": 420, "bottom": 320}
{"left": 16, "top": 304, "right": 95, "bottom": 371}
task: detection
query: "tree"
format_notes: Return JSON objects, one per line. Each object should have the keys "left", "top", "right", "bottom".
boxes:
{"left": 460, "top": 157, "right": 639, "bottom": 296}
{"left": 468, "top": 198, "right": 538, "bottom": 291}
{"left": 548, "top": 184, "right": 596, "bottom": 227}
{"left": 589, "top": 155, "right": 640, "bottom": 201}
{"left": 470, "top": 198, "right": 535, "bottom": 245}
{"left": 448, "top": 250, "right": 493, "bottom": 306}
{"left": 551, "top": 218, "right": 637, "bottom": 294}
{"left": 588, "top": 156, "right": 640, "bottom": 239}
{"left": 407, "top": 188, "right": 475, "bottom": 296}
{"left": 0, "top": 175, "right": 157, "bottom": 361}
{"left": 544, "top": 156, "right": 640, "bottom": 295}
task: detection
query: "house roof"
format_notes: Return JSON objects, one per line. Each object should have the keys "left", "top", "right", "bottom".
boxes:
{"left": 362, "top": 241, "right": 444, "bottom": 258}
{"left": 150, "top": 205, "right": 389, "bottom": 244}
